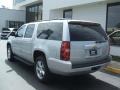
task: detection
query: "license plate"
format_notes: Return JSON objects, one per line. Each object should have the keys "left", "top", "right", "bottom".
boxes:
{"left": 89, "top": 49, "right": 97, "bottom": 56}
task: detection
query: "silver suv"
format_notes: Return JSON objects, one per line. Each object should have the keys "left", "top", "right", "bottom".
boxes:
{"left": 7, "top": 20, "right": 111, "bottom": 82}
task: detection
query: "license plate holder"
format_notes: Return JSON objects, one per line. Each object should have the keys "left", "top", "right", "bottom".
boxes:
{"left": 89, "top": 49, "right": 97, "bottom": 56}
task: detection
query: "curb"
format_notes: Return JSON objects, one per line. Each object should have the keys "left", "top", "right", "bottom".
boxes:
{"left": 105, "top": 66, "right": 120, "bottom": 74}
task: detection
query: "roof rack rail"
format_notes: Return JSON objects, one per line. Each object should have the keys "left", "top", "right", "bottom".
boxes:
{"left": 35, "top": 18, "right": 71, "bottom": 22}
{"left": 52, "top": 18, "right": 72, "bottom": 20}
{"left": 37, "top": 20, "right": 50, "bottom": 22}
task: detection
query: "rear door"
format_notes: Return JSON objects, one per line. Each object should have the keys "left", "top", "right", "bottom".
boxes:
{"left": 69, "top": 22, "right": 109, "bottom": 64}
{"left": 36, "top": 22, "right": 63, "bottom": 60}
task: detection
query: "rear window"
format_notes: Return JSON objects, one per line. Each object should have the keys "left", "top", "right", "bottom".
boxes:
{"left": 69, "top": 22, "right": 107, "bottom": 41}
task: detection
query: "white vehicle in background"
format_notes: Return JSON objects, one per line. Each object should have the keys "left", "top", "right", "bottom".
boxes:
{"left": 7, "top": 28, "right": 18, "bottom": 38}
{"left": 109, "top": 30, "right": 120, "bottom": 45}
{"left": 1, "top": 28, "right": 17, "bottom": 39}
{"left": 7, "top": 19, "right": 111, "bottom": 83}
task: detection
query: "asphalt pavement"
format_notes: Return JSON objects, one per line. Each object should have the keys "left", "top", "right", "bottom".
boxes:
{"left": 0, "top": 40, "right": 120, "bottom": 90}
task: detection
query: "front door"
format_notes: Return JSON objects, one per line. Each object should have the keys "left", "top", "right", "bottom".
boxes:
{"left": 12, "top": 25, "right": 26, "bottom": 57}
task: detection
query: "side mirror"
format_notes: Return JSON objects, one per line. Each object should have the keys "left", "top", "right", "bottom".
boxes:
{"left": 15, "top": 32, "right": 23, "bottom": 37}
{"left": 10, "top": 32, "right": 16, "bottom": 36}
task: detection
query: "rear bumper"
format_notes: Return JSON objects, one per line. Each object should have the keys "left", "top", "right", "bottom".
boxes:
{"left": 47, "top": 55, "right": 112, "bottom": 76}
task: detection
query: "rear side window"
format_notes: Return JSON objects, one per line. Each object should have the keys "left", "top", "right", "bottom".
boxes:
{"left": 69, "top": 22, "right": 107, "bottom": 41}
{"left": 37, "top": 22, "right": 63, "bottom": 41}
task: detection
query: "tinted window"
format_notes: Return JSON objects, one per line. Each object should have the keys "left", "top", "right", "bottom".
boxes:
{"left": 63, "top": 9, "right": 72, "bottom": 19}
{"left": 26, "top": 4, "right": 42, "bottom": 22}
{"left": 8, "top": 21, "right": 24, "bottom": 28}
{"left": 112, "top": 32, "right": 120, "bottom": 37}
{"left": 107, "top": 4, "right": 120, "bottom": 34}
{"left": 17, "top": 25, "right": 26, "bottom": 37}
{"left": 24, "top": 24, "right": 35, "bottom": 38}
{"left": 37, "top": 22, "right": 63, "bottom": 40}
{"left": 69, "top": 22, "right": 107, "bottom": 41}
{"left": 37, "top": 23, "right": 49, "bottom": 39}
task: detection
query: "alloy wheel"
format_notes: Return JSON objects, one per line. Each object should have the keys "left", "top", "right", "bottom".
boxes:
{"left": 36, "top": 60, "right": 45, "bottom": 80}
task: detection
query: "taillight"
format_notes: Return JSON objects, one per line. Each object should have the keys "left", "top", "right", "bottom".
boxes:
{"left": 60, "top": 41, "right": 70, "bottom": 61}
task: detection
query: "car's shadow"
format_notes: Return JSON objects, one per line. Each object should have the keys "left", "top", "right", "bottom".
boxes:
{"left": 5, "top": 59, "right": 119, "bottom": 90}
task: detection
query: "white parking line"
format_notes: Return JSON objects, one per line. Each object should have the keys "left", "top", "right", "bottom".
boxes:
{"left": 91, "top": 71, "right": 120, "bottom": 88}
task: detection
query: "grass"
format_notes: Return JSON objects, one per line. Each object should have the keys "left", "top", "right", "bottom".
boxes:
{"left": 112, "top": 55, "right": 120, "bottom": 62}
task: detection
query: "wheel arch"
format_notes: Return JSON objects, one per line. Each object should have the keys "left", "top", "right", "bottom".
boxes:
{"left": 33, "top": 50, "right": 47, "bottom": 62}
{"left": 7, "top": 42, "right": 11, "bottom": 47}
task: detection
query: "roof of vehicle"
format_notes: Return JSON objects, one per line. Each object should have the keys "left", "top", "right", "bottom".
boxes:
{"left": 26, "top": 19, "right": 99, "bottom": 25}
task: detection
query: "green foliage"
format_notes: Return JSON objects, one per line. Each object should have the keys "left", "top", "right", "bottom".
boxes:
{"left": 112, "top": 55, "right": 120, "bottom": 62}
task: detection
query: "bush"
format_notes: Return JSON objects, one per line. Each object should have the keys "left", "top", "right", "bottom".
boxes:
{"left": 112, "top": 55, "right": 120, "bottom": 62}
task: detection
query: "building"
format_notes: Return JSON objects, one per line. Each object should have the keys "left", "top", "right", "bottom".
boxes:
{"left": 0, "top": 8, "right": 25, "bottom": 32}
{"left": 13, "top": 0, "right": 120, "bottom": 32}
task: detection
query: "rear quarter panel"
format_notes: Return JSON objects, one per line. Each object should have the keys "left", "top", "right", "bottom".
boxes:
{"left": 33, "top": 39, "right": 62, "bottom": 62}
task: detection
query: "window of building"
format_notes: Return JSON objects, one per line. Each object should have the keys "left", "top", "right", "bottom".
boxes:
{"left": 6, "top": 21, "right": 24, "bottom": 29}
{"left": 14, "top": 0, "right": 25, "bottom": 4}
{"left": 63, "top": 9, "right": 72, "bottom": 19}
{"left": 26, "top": 3, "right": 42, "bottom": 22}
{"left": 107, "top": 3, "right": 120, "bottom": 34}
{"left": 106, "top": 3, "right": 120, "bottom": 45}
{"left": 37, "top": 22, "right": 63, "bottom": 40}
{"left": 24, "top": 24, "right": 35, "bottom": 38}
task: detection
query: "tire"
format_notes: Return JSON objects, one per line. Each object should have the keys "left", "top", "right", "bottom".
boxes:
{"left": 7, "top": 45, "right": 14, "bottom": 62}
{"left": 34, "top": 56, "right": 52, "bottom": 83}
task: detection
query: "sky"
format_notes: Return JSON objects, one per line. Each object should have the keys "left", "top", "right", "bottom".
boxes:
{"left": 0, "top": 0, "right": 13, "bottom": 9}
